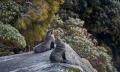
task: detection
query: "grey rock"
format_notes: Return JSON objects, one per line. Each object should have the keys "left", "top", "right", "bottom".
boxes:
{"left": 64, "top": 43, "right": 97, "bottom": 72}
{"left": 0, "top": 44, "right": 97, "bottom": 72}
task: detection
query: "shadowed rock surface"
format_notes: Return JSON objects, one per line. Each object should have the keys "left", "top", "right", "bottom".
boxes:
{"left": 64, "top": 43, "right": 97, "bottom": 72}
{"left": 0, "top": 44, "right": 97, "bottom": 72}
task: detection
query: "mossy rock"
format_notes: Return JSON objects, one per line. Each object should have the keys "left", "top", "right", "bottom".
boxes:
{"left": 67, "top": 67, "right": 81, "bottom": 72}
{"left": 39, "top": 63, "right": 82, "bottom": 72}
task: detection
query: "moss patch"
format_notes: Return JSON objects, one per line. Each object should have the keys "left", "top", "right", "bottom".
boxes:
{"left": 67, "top": 67, "right": 81, "bottom": 72}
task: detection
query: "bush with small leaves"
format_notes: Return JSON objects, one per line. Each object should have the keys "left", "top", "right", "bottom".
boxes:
{"left": 0, "top": 0, "right": 20, "bottom": 24}
{"left": 0, "top": 22, "right": 26, "bottom": 48}
{"left": 0, "top": 0, "right": 64, "bottom": 51}
{"left": 52, "top": 17, "right": 117, "bottom": 72}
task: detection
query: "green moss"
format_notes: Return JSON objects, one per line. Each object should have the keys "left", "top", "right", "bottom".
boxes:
{"left": 67, "top": 67, "right": 81, "bottom": 72}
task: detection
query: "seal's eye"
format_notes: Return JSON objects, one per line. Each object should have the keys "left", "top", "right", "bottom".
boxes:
{"left": 47, "top": 29, "right": 53, "bottom": 36}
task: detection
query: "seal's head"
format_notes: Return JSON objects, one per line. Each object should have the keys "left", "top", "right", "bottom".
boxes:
{"left": 56, "top": 38, "right": 65, "bottom": 48}
{"left": 46, "top": 29, "right": 53, "bottom": 36}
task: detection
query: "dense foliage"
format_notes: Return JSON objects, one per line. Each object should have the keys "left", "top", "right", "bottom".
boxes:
{"left": 0, "top": 0, "right": 119, "bottom": 71}
{"left": 59, "top": 0, "right": 120, "bottom": 47}
{"left": 15, "top": 0, "right": 64, "bottom": 49}
{"left": 0, "top": 1, "right": 20, "bottom": 24}
{"left": 52, "top": 16, "right": 117, "bottom": 72}
{"left": 59, "top": 0, "right": 120, "bottom": 71}
{"left": 0, "top": 0, "right": 64, "bottom": 51}
{"left": 0, "top": 22, "right": 26, "bottom": 48}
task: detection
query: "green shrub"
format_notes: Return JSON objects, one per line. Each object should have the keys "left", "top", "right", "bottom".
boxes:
{"left": 0, "top": 0, "right": 20, "bottom": 24}
{"left": 0, "top": 22, "right": 26, "bottom": 48}
{"left": 52, "top": 17, "right": 116, "bottom": 72}
{"left": 0, "top": 0, "right": 64, "bottom": 50}
{"left": 59, "top": 0, "right": 120, "bottom": 49}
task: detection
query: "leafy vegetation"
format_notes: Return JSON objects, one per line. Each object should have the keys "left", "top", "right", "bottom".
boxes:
{"left": 0, "top": 0, "right": 119, "bottom": 72}
{"left": 0, "top": 0, "right": 64, "bottom": 52}
{"left": 0, "top": 0, "right": 20, "bottom": 24}
{"left": 59, "top": 0, "right": 120, "bottom": 71}
{"left": 15, "top": 0, "right": 64, "bottom": 49}
{"left": 0, "top": 21, "right": 26, "bottom": 48}
{"left": 59, "top": 0, "right": 120, "bottom": 48}
{"left": 52, "top": 17, "right": 117, "bottom": 72}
